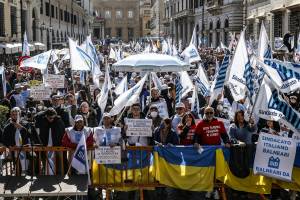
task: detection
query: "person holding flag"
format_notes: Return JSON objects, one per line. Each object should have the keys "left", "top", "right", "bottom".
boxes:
{"left": 62, "top": 115, "right": 94, "bottom": 148}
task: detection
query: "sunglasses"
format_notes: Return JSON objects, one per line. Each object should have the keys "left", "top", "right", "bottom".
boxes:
{"left": 205, "top": 112, "right": 214, "bottom": 115}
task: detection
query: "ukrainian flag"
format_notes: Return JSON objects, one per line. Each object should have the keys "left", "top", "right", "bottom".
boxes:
{"left": 92, "top": 149, "right": 155, "bottom": 191}
{"left": 152, "top": 146, "right": 217, "bottom": 192}
{"left": 274, "top": 146, "right": 300, "bottom": 191}
{"left": 215, "top": 148, "right": 273, "bottom": 194}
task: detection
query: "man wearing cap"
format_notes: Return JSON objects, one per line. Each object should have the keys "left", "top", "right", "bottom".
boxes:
{"left": 94, "top": 113, "right": 122, "bottom": 147}
{"left": 171, "top": 102, "right": 186, "bottom": 134}
{"left": 62, "top": 115, "right": 94, "bottom": 148}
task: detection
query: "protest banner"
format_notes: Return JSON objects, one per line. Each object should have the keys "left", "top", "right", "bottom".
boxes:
{"left": 31, "top": 85, "right": 52, "bottom": 100}
{"left": 29, "top": 80, "right": 42, "bottom": 87}
{"left": 45, "top": 74, "right": 65, "bottom": 88}
{"left": 253, "top": 133, "right": 296, "bottom": 181}
{"left": 125, "top": 118, "right": 153, "bottom": 137}
{"left": 95, "top": 146, "right": 121, "bottom": 164}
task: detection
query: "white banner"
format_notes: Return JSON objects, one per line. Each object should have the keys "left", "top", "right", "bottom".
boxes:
{"left": 125, "top": 118, "right": 153, "bottom": 137}
{"left": 45, "top": 74, "right": 65, "bottom": 88}
{"left": 95, "top": 146, "right": 121, "bottom": 164}
{"left": 253, "top": 133, "right": 296, "bottom": 181}
{"left": 30, "top": 85, "right": 51, "bottom": 100}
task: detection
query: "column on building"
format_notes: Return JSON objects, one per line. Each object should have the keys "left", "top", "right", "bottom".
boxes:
{"left": 26, "top": 2, "right": 32, "bottom": 42}
{"left": 182, "top": 18, "right": 186, "bottom": 46}
{"left": 178, "top": 20, "right": 182, "bottom": 44}
{"left": 212, "top": 25, "right": 217, "bottom": 48}
{"left": 187, "top": 19, "right": 191, "bottom": 44}
{"left": 283, "top": 9, "right": 290, "bottom": 35}
{"left": 220, "top": 28, "right": 225, "bottom": 46}
{"left": 175, "top": 19, "right": 178, "bottom": 44}
{"left": 253, "top": 18, "right": 260, "bottom": 42}
{"left": 17, "top": 1, "right": 22, "bottom": 41}
{"left": 268, "top": 13, "right": 274, "bottom": 49}
{"left": 35, "top": 20, "right": 41, "bottom": 42}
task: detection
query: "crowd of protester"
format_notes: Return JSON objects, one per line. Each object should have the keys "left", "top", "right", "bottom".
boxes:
{"left": 0, "top": 41, "right": 299, "bottom": 200}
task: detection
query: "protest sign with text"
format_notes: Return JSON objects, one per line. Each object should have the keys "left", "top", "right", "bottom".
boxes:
{"left": 95, "top": 146, "right": 121, "bottom": 164}
{"left": 253, "top": 133, "right": 296, "bottom": 181}
{"left": 31, "top": 85, "right": 52, "bottom": 100}
{"left": 45, "top": 74, "right": 65, "bottom": 88}
{"left": 125, "top": 118, "right": 153, "bottom": 137}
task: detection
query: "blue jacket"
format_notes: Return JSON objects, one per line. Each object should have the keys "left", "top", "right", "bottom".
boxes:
{"left": 153, "top": 127, "right": 179, "bottom": 145}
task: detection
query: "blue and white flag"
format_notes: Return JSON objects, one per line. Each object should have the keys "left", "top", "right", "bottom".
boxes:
{"left": 151, "top": 72, "right": 163, "bottom": 91}
{"left": 109, "top": 73, "right": 148, "bottom": 116}
{"left": 210, "top": 54, "right": 230, "bottom": 104}
{"left": 181, "top": 44, "right": 201, "bottom": 64}
{"left": 114, "top": 75, "right": 128, "bottom": 96}
{"left": 20, "top": 50, "right": 52, "bottom": 70}
{"left": 195, "top": 64, "right": 210, "bottom": 96}
{"left": 71, "top": 134, "right": 91, "bottom": 184}
{"left": 179, "top": 71, "right": 194, "bottom": 99}
{"left": 258, "top": 22, "right": 272, "bottom": 60}
{"left": 226, "top": 30, "right": 250, "bottom": 101}
{"left": 190, "top": 26, "right": 197, "bottom": 47}
{"left": 175, "top": 77, "right": 183, "bottom": 104}
{"left": 22, "top": 32, "right": 30, "bottom": 56}
{"left": 263, "top": 58, "right": 300, "bottom": 74}
{"left": 69, "top": 38, "right": 94, "bottom": 71}
{"left": 97, "top": 66, "right": 112, "bottom": 114}
{"left": 253, "top": 77, "right": 300, "bottom": 131}
{"left": 162, "top": 40, "right": 171, "bottom": 55}
{"left": 256, "top": 58, "right": 300, "bottom": 93}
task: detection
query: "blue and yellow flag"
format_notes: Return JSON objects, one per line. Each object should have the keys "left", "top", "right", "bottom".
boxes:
{"left": 92, "top": 149, "right": 154, "bottom": 191}
{"left": 215, "top": 148, "right": 273, "bottom": 194}
{"left": 153, "top": 146, "right": 217, "bottom": 192}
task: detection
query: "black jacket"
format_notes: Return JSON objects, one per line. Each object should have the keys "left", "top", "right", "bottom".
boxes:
{"left": 35, "top": 111, "right": 65, "bottom": 146}
{"left": 2, "top": 121, "right": 29, "bottom": 147}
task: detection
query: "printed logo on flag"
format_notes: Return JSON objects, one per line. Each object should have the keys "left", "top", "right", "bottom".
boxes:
{"left": 189, "top": 49, "right": 198, "bottom": 58}
{"left": 37, "top": 54, "right": 48, "bottom": 64}
{"left": 74, "top": 145, "right": 86, "bottom": 165}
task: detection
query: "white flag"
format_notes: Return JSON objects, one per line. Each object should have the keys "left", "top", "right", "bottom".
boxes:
{"left": 151, "top": 72, "right": 163, "bottom": 90}
{"left": 190, "top": 26, "right": 197, "bottom": 47}
{"left": 226, "top": 30, "right": 250, "bottom": 101}
{"left": 257, "top": 22, "right": 272, "bottom": 60}
{"left": 109, "top": 73, "right": 148, "bottom": 116}
{"left": 253, "top": 77, "right": 300, "bottom": 131}
{"left": 191, "top": 86, "right": 200, "bottom": 118}
{"left": 181, "top": 44, "right": 201, "bottom": 64}
{"left": 97, "top": 66, "right": 112, "bottom": 113}
{"left": 114, "top": 75, "right": 128, "bottom": 96}
{"left": 69, "top": 38, "right": 93, "bottom": 71}
{"left": 172, "top": 45, "right": 178, "bottom": 57}
{"left": 71, "top": 134, "right": 91, "bottom": 184}
{"left": 256, "top": 57, "right": 300, "bottom": 93}
{"left": 179, "top": 71, "right": 194, "bottom": 98}
{"left": 195, "top": 64, "right": 210, "bottom": 96}
{"left": 22, "top": 32, "right": 30, "bottom": 56}
{"left": 20, "top": 50, "right": 52, "bottom": 70}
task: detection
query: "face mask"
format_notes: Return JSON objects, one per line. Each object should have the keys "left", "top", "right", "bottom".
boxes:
{"left": 150, "top": 111, "right": 158, "bottom": 118}
{"left": 217, "top": 105, "right": 223, "bottom": 112}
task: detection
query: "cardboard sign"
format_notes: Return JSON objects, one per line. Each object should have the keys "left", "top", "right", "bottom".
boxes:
{"left": 45, "top": 74, "right": 65, "bottom": 88}
{"left": 253, "top": 133, "right": 296, "bottom": 181}
{"left": 125, "top": 118, "right": 153, "bottom": 137}
{"left": 30, "top": 85, "right": 51, "bottom": 100}
{"left": 95, "top": 146, "right": 121, "bottom": 164}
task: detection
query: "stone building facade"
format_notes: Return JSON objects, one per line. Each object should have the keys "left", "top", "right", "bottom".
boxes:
{"left": 93, "top": 0, "right": 140, "bottom": 42}
{"left": 0, "top": 0, "right": 93, "bottom": 49}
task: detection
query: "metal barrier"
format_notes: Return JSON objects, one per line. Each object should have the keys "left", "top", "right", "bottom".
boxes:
{"left": 0, "top": 146, "right": 274, "bottom": 200}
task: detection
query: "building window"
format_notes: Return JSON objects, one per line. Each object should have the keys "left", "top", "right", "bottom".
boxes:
{"left": 10, "top": 6, "right": 17, "bottom": 36}
{"left": 116, "top": 28, "right": 122, "bottom": 38}
{"left": 128, "top": 10, "right": 133, "bottom": 18}
{"left": 209, "top": 21, "right": 213, "bottom": 30}
{"left": 116, "top": 10, "right": 122, "bottom": 19}
{"left": 105, "top": 10, "right": 111, "bottom": 19}
{"left": 74, "top": 15, "right": 77, "bottom": 24}
{"left": 51, "top": 5, "right": 54, "bottom": 18}
{"left": 105, "top": 28, "right": 111, "bottom": 37}
{"left": 40, "top": 0, "right": 43, "bottom": 14}
{"left": 216, "top": 19, "right": 220, "bottom": 29}
{"left": 273, "top": 13, "right": 282, "bottom": 37}
{"left": 45, "top": 2, "right": 49, "bottom": 16}
{"left": 224, "top": 18, "right": 229, "bottom": 28}
{"left": 0, "top": 3, "right": 4, "bottom": 37}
